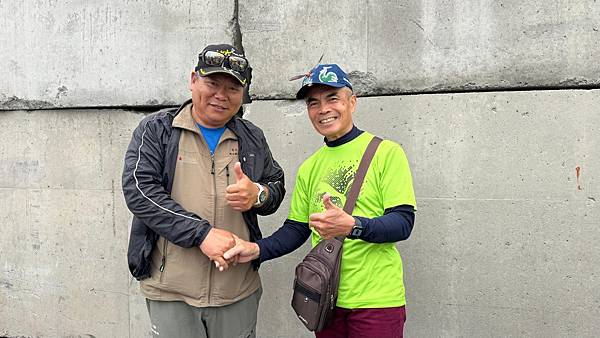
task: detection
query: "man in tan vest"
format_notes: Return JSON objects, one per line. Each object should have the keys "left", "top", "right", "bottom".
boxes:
{"left": 122, "top": 43, "right": 285, "bottom": 338}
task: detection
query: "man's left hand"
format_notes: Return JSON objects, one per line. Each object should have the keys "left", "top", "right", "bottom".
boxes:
{"left": 309, "top": 193, "right": 355, "bottom": 239}
{"left": 226, "top": 162, "right": 259, "bottom": 212}
{"left": 223, "top": 235, "right": 261, "bottom": 264}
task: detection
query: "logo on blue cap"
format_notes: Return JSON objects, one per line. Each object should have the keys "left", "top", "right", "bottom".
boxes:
{"left": 318, "top": 66, "right": 338, "bottom": 83}
{"left": 296, "top": 64, "right": 353, "bottom": 99}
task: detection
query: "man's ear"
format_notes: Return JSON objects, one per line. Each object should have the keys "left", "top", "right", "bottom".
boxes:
{"left": 350, "top": 93, "right": 357, "bottom": 113}
{"left": 189, "top": 71, "right": 197, "bottom": 90}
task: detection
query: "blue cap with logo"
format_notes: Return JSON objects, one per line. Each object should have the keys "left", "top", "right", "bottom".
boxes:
{"left": 295, "top": 64, "right": 353, "bottom": 99}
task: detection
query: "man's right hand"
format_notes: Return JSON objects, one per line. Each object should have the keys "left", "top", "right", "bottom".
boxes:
{"left": 199, "top": 228, "right": 236, "bottom": 271}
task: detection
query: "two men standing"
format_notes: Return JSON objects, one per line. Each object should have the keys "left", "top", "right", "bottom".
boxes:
{"left": 123, "top": 44, "right": 416, "bottom": 338}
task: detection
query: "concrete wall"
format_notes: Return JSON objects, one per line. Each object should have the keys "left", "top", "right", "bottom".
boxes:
{"left": 2, "top": 1, "right": 600, "bottom": 109}
{"left": 1, "top": 1, "right": 599, "bottom": 337}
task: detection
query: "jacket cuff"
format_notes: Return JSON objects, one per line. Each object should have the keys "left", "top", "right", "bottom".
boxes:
{"left": 193, "top": 224, "right": 213, "bottom": 247}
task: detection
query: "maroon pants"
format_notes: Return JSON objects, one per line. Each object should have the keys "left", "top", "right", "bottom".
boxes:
{"left": 315, "top": 306, "right": 406, "bottom": 338}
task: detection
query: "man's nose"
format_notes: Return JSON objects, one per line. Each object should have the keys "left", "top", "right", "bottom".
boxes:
{"left": 214, "top": 85, "right": 227, "bottom": 99}
{"left": 319, "top": 102, "right": 331, "bottom": 114}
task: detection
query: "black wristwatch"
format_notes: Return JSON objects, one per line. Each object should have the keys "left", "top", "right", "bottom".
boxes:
{"left": 348, "top": 217, "right": 364, "bottom": 239}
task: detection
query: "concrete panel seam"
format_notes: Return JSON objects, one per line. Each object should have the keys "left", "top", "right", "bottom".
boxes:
{"left": 254, "top": 84, "right": 600, "bottom": 100}
{"left": 3, "top": 85, "right": 600, "bottom": 111}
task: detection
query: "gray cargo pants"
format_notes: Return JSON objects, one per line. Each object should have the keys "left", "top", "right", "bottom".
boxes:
{"left": 146, "top": 288, "right": 261, "bottom": 338}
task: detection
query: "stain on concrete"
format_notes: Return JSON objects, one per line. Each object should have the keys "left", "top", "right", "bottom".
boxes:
{"left": 14, "top": 160, "right": 40, "bottom": 175}
{"left": 0, "top": 280, "right": 14, "bottom": 289}
{"left": 347, "top": 70, "right": 379, "bottom": 95}
{"left": 56, "top": 86, "right": 69, "bottom": 99}
{"left": 111, "top": 179, "right": 116, "bottom": 237}
{"left": 161, "top": 99, "right": 177, "bottom": 105}
{"left": 408, "top": 18, "right": 436, "bottom": 48}
{"left": 558, "top": 77, "right": 591, "bottom": 87}
{"left": 0, "top": 96, "right": 54, "bottom": 110}
{"left": 143, "top": 99, "right": 177, "bottom": 106}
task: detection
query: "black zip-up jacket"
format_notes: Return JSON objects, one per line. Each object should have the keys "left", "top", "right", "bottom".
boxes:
{"left": 122, "top": 99, "right": 285, "bottom": 280}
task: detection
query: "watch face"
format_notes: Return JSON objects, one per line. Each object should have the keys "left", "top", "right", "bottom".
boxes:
{"left": 258, "top": 190, "right": 267, "bottom": 203}
{"left": 351, "top": 227, "right": 362, "bottom": 237}
{"left": 254, "top": 183, "right": 267, "bottom": 206}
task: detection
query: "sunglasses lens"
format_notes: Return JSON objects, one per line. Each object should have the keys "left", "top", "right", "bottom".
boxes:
{"left": 228, "top": 56, "right": 248, "bottom": 72}
{"left": 203, "top": 51, "right": 225, "bottom": 67}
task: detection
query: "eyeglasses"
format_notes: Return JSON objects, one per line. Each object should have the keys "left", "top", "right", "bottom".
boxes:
{"left": 201, "top": 50, "right": 248, "bottom": 73}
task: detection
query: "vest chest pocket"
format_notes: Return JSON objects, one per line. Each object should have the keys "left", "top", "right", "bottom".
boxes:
{"left": 177, "top": 150, "right": 200, "bottom": 164}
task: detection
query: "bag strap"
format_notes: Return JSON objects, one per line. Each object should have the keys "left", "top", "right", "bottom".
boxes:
{"left": 342, "top": 136, "right": 383, "bottom": 214}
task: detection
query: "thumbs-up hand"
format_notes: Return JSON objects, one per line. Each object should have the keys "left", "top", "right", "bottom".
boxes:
{"left": 226, "top": 162, "right": 261, "bottom": 211}
{"left": 308, "top": 193, "right": 356, "bottom": 239}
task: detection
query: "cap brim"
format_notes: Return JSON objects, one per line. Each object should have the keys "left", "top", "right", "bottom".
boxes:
{"left": 295, "top": 82, "right": 347, "bottom": 99}
{"left": 198, "top": 67, "right": 247, "bottom": 86}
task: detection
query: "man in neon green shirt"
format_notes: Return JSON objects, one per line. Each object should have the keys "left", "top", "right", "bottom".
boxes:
{"left": 225, "top": 63, "right": 416, "bottom": 337}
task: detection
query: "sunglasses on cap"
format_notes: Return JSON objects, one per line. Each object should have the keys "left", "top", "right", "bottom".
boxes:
{"left": 201, "top": 50, "right": 249, "bottom": 73}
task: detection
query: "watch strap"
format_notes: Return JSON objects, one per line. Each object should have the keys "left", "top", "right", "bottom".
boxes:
{"left": 348, "top": 216, "right": 363, "bottom": 239}
{"left": 253, "top": 182, "right": 265, "bottom": 207}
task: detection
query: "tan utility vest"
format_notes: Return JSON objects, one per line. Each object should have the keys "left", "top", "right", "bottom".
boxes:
{"left": 141, "top": 103, "right": 260, "bottom": 307}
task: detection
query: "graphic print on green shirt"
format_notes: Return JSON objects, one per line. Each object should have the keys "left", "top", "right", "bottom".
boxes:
{"left": 288, "top": 132, "right": 416, "bottom": 309}
{"left": 313, "top": 160, "right": 358, "bottom": 209}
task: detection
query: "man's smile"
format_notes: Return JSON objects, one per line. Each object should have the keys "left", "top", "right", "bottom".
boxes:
{"left": 319, "top": 116, "right": 338, "bottom": 124}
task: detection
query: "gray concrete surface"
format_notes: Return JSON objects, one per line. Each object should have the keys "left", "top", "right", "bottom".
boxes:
{"left": 242, "top": 0, "right": 600, "bottom": 97}
{"left": 2, "top": 1, "right": 599, "bottom": 337}
{"left": 2, "top": 1, "right": 600, "bottom": 109}
{"left": 0, "top": 0, "right": 235, "bottom": 110}
{"left": 1, "top": 89, "right": 598, "bottom": 337}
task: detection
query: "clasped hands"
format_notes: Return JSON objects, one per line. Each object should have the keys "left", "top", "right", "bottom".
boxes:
{"left": 199, "top": 162, "right": 261, "bottom": 271}
{"left": 208, "top": 193, "right": 355, "bottom": 272}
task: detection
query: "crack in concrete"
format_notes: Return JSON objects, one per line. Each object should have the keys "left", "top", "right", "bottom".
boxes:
{"left": 249, "top": 82, "right": 600, "bottom": 101}
{"left": 229, "top": 0, "right": 244, "bottom": 54}
{"left": 228, "top": 0, "right": 251, "bottom": 105}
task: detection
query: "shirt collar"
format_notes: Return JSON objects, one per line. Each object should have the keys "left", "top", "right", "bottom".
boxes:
{"left": 324, "top": 125, "right": 363, "bottom": 147}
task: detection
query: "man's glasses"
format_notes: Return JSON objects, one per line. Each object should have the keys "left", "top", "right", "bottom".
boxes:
{"left": 201, "top": 51, "right": 248, "bottom": 73}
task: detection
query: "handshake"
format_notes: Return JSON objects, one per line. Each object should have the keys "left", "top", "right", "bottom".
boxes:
{"left": 199, "top": 161, "right": 262, "bottom": 271}
{"left": 198, "top": 159, "right": 356, "bottom": 271}
{"left": 199, "top": 228, "right": 259, "bottom": 272}
{"left": 199, "top": 191, "right": 357, "bottom": 271}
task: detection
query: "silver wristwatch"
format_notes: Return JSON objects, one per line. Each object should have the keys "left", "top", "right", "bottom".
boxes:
{"left": 253, "top": 183, "right": 267, "bottom": 207}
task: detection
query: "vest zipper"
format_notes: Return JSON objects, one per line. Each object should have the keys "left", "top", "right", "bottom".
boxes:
{"left": 159, "top": 238, "right": 168, "bottom": 282}
{"left": 207, "top": 153, "right": 217, "bottom": 304}
{"left": 210, "top": 154, "right": 215, "bottom": 175}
